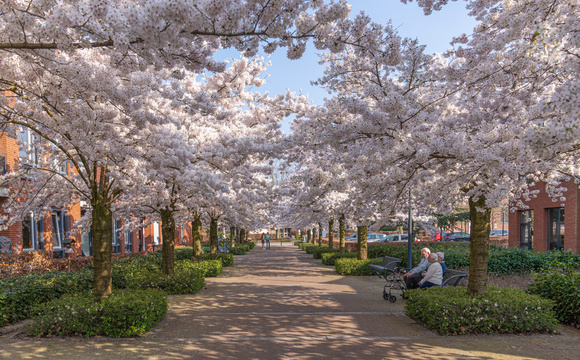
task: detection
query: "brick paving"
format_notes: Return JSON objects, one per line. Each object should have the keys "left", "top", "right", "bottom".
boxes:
{"left": 1, "top": 242, "right": 579, "bottom": 359}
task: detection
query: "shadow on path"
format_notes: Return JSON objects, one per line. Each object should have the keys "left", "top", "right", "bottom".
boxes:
{"left": 1, "top": 242, "right": 579, "bottom": 359}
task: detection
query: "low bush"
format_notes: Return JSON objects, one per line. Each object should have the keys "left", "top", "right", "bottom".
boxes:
{"left": 0, "top": 270, "right": 93, "bottom": 327}
{"left": 321, "top": 252, "right": 357, "bottom": 265}
{"left": 312, "top": 247, "right": 340, "bottom": 259}
{"left": 304, "top": 244, "right": 327, "bottom": 255}
{"left": 200, "top": 253, "right": 234, "bottom": 267}
{"left": 176, "top": 260, "right": 222, "bottom": 278}
{"left": 28, "top": 289, "right": 167, "bottom": 338}
{"left": 528, "top": 268, "right": 580, "bottom": 328}
{"left": 367, "top": 243, "right": 580, "bottom": 274}
{"left": 294, "top": 240, "right": 302, "bottom": 246}
{"left": 229, "top": 247, "right": 247, "bottom": 255}
{"left": 405, "top": 286, "right": 558, "bottom": 335}
{"left": 335, "top": 258, "right": 374, "bottom": 276}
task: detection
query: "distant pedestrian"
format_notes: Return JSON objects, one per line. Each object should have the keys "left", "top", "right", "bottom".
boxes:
{"left": 266, "top": 233, "right": 271, "bottom": 249}
{"left": 261, "top": 233, "right": 265, "bottom": 250}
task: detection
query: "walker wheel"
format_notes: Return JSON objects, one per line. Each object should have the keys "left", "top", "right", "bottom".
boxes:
{"left": 383, "top": 292, "right": 389, "bottom": 300}
{"left": 389, "top": 295, "right": 397, "bottom": 303}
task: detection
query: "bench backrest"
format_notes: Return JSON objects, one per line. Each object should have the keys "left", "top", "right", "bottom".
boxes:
{"left": 442, "top": 269, "right": 468, "bottom": 287}
{"left": 380, "top": 256, "right": 402, "bottom": 271}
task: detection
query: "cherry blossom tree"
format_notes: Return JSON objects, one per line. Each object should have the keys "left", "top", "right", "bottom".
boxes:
{"left": 0, "top": 0, "right": 363, "bottom": 298}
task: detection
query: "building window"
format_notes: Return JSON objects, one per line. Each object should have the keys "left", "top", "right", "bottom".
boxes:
{"left": 18, "top": 127, "right": 38, "bottom": 166}
{"left": 548, "top": 207, "right": 564, "bottom": 251}
{"left": 138, "top": 227, "right": 144, "bottom": 252}
{"left": 125, "top": 229, "right": 133, "bottom": 253}
{"left": 80, "top": 209, "right": 93, "bottom": 257}
{"left": 0, "top": 155, "right": 6, "bottom": 175}
{"left": 22, "top": 212, "right": 43, "bottom": 251}
{"left": 113, "top": 219, "right": 121, "bottom": 254}
{"left": 153, "top": 222, "right": 160, "bottom": 245}
{"left": 519, "top": 210, "right": 533, "bottom": 250}
{"left": 51, "top": 210, "right": 68, "bottom": 249}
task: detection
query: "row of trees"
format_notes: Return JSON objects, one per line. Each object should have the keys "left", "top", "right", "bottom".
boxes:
{"left": 0, "top": 0, "right": 362, "bottom": 297}
{"left": 279, "top": 0, "right": 579, "bottom": 295}
{"left": 0, "top": 0, "right": 578, "bottom": 298}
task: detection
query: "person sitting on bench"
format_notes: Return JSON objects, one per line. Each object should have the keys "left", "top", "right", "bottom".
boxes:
{"left": 436, "top": 252, "right": 447, "bottom": 275}
{"left": 419, "top": 253, "right": 443, "bottom": 289}
{"left": 403, "top": 247, "right": 431, "bottom": 289}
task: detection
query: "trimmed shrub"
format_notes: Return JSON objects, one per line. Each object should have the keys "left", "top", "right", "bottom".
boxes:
{"left": 368, "top": 243, "right": 580, "bottom": 274}
{"left": 405, "top": 286, "right": 558, "bottom": 335}
{"left": 528, "top": 268, "right": 580, "bottom": 328}
{"left": 28, "top": 289, "right": 167, "bottom": 338}
{"left": 294, "top": 240, "right": 302, "bottom": 246}
{"left": 335, "top": 258, "right": 374, "bottom": 275}
{"left": 304, "top": 244, "right": 327, "bottom": 255}
{"left": 321, "top": 252, "right": 357, "bottom": 265}
{"left": 176, "top": 260, "right": 222, "bottom": 278}
{"left": 229, "top": 247, "right": 247, "bottom": 255}
{"left": 0, "top": 270, "right": 93, "bottom": 327}
{"left": 312, "top": 247, "right": 340, "bottom": 259}
{"left": 200, "top": 253, "right": 234, "bottom": 267}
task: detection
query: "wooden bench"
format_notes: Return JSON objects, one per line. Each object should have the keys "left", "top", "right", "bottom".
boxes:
{"left": 441, "top": 269, "right": 468, "bottom": 287}
{"left": 368, "top": 256, "right": 402, "bottom": 280}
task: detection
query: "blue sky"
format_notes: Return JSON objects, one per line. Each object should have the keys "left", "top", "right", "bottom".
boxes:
{"left": 223, "top": 1, "right": 479, "bottom": 133}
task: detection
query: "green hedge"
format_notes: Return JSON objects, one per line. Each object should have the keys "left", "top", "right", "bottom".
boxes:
{"left": 176, "top": 260, "right": 222, "bottom": 278}
{"left": 294, "top": 240, "right": 302, "bottom": 246}
{"left": 304, "top": 244, "right": 327, "bottom": 254}
{"left": 0, "top": 270, "right": 94, "bottom": 327}
{"left": 321, "top": 252, "right": 357, "bottom": 265}
{"left": 405, "top": 287, "right": 558, "bottom": 335}
{"left": 28, "top": 289, "right": 167, "bottom": 338}
{"left": 528, "top": 268, "right": 580, "bottom": 328}
{"left": 229, "top": 247, "right": 247, "bottom": 255}
{"left": 368, "top": 243, "right": 580, "bottom": 274}
{"left": 200, "top": 253, "right": 234, "bottom": 267}
{"left": 312, "top": 247, "right": 340, "bottom": 259}
{"left": 335, "top": 258, "right": 374, "bottom": 276}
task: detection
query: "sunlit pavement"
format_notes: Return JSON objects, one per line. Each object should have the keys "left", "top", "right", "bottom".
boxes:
{"left": 1, "top": 242, "right": 579, "bottom": 359}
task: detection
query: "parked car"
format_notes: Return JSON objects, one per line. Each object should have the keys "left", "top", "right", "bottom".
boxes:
{"left": 367, "top": 233, "right": 389, "bottom": 242}
{"left": 490, "top": 229, "right": 508, "bottom": 237}
{"left": 381, "top": 234, "right": 420, "bottom": 243}
{"left": 345, "top": 233, "right": 357, "bottom": 241}
{"left": 443, "top": 232, "right": 470, "bottom": 241}
{"left": 345, "top": 232, "right": 387, "bottom": 242}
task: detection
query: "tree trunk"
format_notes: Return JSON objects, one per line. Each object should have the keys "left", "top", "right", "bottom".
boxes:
{"left": 307, "top": 229, "right": 311, "bottom": 243}
{"left": 160, "top": 207, "right": 175, "bottom": 275}
{"left": 357, "top": 225, "right": 368, "bottom": 260}
{"left": 328, "top": 219, "right": 334, "bottom": 249}
{"left": 91, "top": 197, "right": 113, "bottom": 298}
{"left": 312, "top": 227, "right": 317, "bottom": 246}
{"left": 339, "top": 215, "right": 345, "bottom": 254}
{"left": 318, "top": 223, "right": 322, "bottom": 246}
{"left": 468, "top": 195, "right": 491, "bottom": 296}
{"left": 210, "top": 218, "right": 218, "bottom": 254}
{"left": 240, "top": 228, "right": 247, "bottom": 243}
{"left": 276, "top": 229, "right": 279, "bottom": 239}
{"left": 192, "top": 215, "right": 202, "bottom": 258}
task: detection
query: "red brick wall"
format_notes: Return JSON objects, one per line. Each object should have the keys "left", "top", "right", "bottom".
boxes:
{"left": 509, "top": 180, "right": 580, "bottom": 253}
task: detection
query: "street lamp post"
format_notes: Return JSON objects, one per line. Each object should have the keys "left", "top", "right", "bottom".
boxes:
{"left": 407, "top": 190, "right": 413, "bottom": 270}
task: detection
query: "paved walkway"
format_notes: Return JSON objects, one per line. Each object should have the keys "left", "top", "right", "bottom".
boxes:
{"left": 1, "top": 242, "right": 580, "bottom": 359}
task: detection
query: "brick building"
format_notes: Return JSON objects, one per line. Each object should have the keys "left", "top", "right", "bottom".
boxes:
{"left": 509, "top": 180, "right": 580, "bottom": 254}
{"left": 0, "top": 129, "right": 194, "bottom": 257}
